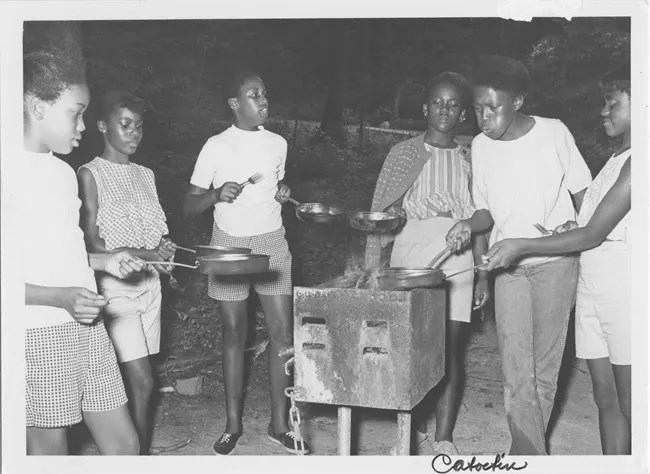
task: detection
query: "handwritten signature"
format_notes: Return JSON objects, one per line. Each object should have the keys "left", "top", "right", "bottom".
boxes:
{"left": 431, "top": 453, "right": 528, "bottom": 472}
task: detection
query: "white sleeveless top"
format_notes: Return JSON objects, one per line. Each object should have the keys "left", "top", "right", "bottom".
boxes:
{"left": 80, "top": 157, "right": 168, "bottom": 250}
{"left": 577, "top": 149, "right": 631, "bottom": 244}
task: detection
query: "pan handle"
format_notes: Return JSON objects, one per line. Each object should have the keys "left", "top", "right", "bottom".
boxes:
{"left": 428, "top": 247, "right": 453, "bottom": 269}
{"left": 287, "top": 197, "right": 301, "bottom": 206}
{"left": 148, "top": 260, "right": 198, "bottom": 269}
{"left": 175, "top": 246, "right": 197, "bottom": 254}
{"left": 444, "top": 263, "right": 487, "bottom": 279}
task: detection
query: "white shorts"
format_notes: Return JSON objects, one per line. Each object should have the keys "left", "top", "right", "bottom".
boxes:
{"left": 99, "top": 271, "right": 162, "bottom": 363}
{"left": 575, "top": 244, "right": 631, "bottom": 365}
{"left": 390, "top": 216, "right": 474, "bottom": 323}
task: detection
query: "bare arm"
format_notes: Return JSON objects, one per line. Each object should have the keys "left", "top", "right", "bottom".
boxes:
{"left": 77, "top": 167, "right": 106, "bottom": 253}
{"left": 183, "top": 182, "right": 242, "bottom": 216}
{"left": 183, "top": 184, "right": 221, "bottom": 217}
{"left": 471, "top": 231, "right": 489, "bottom": 267}
{"left": 466, "top": 209, "right": 494, "bottom": 233}
{"left": 26, "top": 284, "right": 70, "bottom": 307}
{"left": 25, "top": 283, "right": 106, "bottom": 324}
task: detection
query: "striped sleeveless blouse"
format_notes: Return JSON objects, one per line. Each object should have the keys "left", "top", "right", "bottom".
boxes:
{"left": 402, "top": 143, "right": 475, "bottom": 220}
{"left": 80, "top": 157, "right": 168, "bottom": 250}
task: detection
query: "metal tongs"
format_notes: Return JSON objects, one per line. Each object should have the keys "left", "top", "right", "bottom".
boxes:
{"left": 533, "top": 223, "right": 552, "bottom": 235}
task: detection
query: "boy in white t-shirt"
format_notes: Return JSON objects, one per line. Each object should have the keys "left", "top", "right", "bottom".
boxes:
{"left": 184, "top": 72, "right": 310, "bottom": 455}
{"left": 483, "top": 64, "right": 632, "bottom": 455}
{"left": 446, "top": 56, "right": 592, "bottom": 455}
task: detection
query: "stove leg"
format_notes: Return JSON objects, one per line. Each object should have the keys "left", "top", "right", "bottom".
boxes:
{"left": 396, "top": 411, "right": 411, "bottom": 456}
{"left": 337, "top": 406, "right": 352, "bottom": 455}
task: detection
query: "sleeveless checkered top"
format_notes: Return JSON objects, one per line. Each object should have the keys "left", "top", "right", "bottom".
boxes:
{"left": 80, "top": 157, "right": 168, "bottom": 250}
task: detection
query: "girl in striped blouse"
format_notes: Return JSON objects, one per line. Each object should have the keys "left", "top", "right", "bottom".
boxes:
{"left": 366, "top": 72, "right": 489, "bottom": 456}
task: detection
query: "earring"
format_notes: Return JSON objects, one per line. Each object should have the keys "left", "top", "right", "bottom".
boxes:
{"left": 459, "top": 116, "right": 466, "bottom": 123}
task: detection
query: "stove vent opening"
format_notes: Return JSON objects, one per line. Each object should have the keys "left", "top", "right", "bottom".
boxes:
{"left": 302, "top": 342, "right": 326, "bottom": 351}
{"left": 362, "top": 346, "right": 388, "bottom": 355}
{"left": 364, "top": 320, "right": 387, "bottom": 329}
{"left": 301, "top": 317, "right": 326, "bottom": 325}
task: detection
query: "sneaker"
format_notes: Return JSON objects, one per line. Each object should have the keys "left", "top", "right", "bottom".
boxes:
{"left": 390, "top": 430, "right": 430, "bottom": 455}
{"left": 267, "top": 426, "right": 311, "bottom": 454}
{"left": 212, "top": 432, "right": 241, "bottom": 455}
{"left": 431, "top": 440, "right": 459, "bottom": 456}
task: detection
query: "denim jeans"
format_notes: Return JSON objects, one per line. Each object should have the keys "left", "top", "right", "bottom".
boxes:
{"left": 494, "top": 256, "right": 579, "bottom": 455}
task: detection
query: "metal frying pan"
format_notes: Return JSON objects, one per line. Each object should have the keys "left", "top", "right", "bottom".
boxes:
{"left": 375, "top": 248, "right": 487, "bottom": 291}
{"left": 348, "top": 211, "right": 406, "bottom": 233}
{"left": 376, "top": 263, "right": 487, "bottom": 291}
{"left": 287, "top": 198, "right": 345, "bottom": 225}
{"left": 175, "top": 244, "right": 252, "bottom": 258}
{"left": 148, "top": 253, "right": 270, "bottom": 275}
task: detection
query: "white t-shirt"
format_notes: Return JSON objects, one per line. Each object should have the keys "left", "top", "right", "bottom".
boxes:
{"left": 472, "top": 116, "right": 592, "bottom": 266}
{"left": 22, "top": 151, "right": 98, "bottom": 328}
{"left": 190, "top": 125, "right": 287, "bottom": 237}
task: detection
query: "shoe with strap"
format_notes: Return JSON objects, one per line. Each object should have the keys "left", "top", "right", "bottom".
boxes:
{"left": 267, "top": 425, "right": 311, "bottom": 455}
{"left": 212, "top": 432, "right": 242, "bottom": 455}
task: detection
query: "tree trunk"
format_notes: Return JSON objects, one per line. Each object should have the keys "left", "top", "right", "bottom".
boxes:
{"left": 319, "top": 23, "right": 347, "bottom": 145}
{"left": 357, "top": 20, "right": 372, "bottom": 156}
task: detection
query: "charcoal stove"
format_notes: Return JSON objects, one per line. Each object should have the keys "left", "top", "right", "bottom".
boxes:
{"left": 292, "top": 275, "right": 446, "bottom": 455}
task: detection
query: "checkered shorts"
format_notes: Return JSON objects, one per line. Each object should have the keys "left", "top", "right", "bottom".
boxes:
{"left": 208, "top": 225, "right": 293, "bottom": 301}
{"left": 25, "top": 320, "right": 128, "bottom": 428}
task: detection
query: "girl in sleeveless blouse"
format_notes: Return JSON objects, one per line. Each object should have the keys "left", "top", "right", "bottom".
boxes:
{"left": 366, "top": 72, "right": 490, "bottom": 456}
{"left": 78, "top": 90, "right": 177, "bottom": 454}
{"left": 483, "top": 64, "right": 632, "bottom": 455}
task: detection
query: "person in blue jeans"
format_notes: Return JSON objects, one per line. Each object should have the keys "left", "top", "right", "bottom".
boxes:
{"left": 446, "top": 55, "right": 592, "bottom": 455}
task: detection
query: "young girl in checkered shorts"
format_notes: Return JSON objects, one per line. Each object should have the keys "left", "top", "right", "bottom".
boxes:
{"left": 78, "top": 90, "right": 177, "bottom": 454}
{"left": 184, "top": 72, "right": 311, "bottom": 455}
{"left": 22, "top": 46, "right": 146, "bottom": 455}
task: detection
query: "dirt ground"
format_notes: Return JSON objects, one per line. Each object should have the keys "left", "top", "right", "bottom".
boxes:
{"left": 71, "top": 312, "right": 600, "bottom": 456}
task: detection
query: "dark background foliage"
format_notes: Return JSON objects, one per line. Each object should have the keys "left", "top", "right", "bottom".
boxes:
{"left": 25, "top": 17, "right": 630, "bottom": 175}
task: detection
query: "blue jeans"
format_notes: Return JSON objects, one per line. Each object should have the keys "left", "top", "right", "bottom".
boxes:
{"left": 494, "top": 256, "right": 579, "bottom": 455}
